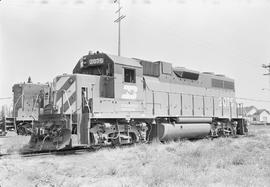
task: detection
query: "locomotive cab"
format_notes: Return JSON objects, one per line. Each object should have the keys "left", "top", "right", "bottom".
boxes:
{"left": 72, "top": 51, "right": 145, "bottom": 118}
{"left": 73, "top": 52, "right": 115, "bottom": 98}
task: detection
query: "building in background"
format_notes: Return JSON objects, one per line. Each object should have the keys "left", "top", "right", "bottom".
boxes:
{"left": 243, "top": 106, "right": 270, "bottom": 125}
{"left": 252, "top": 109, "right": 270, "bottom": 125}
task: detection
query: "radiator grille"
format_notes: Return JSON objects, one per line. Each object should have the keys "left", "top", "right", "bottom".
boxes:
{"left": 212, "top": 79, "right": 234, "bottom": 90}
{"left": 212, "top": 79, "right": 223, "bottom": 88}
{"left": 224, "top": 81, "right": 235, "bottom": 90}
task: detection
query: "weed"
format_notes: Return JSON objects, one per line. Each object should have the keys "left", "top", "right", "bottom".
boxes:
{"left": 107, "top": 167, "right": 118, "bottom": 176}
{"left": 232, "top": 157, "right": 245, "bottom": 166}
{"left": 1, "top": 125, "right": 270, "bottom": 187}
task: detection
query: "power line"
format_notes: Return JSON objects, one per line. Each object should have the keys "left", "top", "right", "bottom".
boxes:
{"left": 236, "top": 97, "right": 270, "bottom": 103}
{"left": 0, "top": 97, "right": 12, "bottom": 100}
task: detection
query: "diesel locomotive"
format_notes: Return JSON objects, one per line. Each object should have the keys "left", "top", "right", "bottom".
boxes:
{"left": 12, "top": 78, "right": 51, "bottom": 135}
{"left": 27, "top": 51, "right": 247, "bottom": 151}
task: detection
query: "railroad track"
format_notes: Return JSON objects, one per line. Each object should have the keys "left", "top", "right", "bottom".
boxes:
{"left": 0, "top": 143, "right": 134, "bottom": 158}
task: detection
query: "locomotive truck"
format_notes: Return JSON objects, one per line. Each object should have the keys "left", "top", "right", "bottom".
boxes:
{"left": 27, "top": 51, "right": 247, "bottom": 151}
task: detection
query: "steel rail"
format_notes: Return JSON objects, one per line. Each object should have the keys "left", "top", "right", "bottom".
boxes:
{"left": 0, "top": 143, "right": 134, "bottom": 158}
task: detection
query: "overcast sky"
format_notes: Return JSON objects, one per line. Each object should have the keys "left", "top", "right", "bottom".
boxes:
{"left": 1, "top": 0, "right": 270, "bottom": 110}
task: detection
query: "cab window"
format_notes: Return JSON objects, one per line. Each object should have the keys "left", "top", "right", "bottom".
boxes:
{"left": 124, "top": 68, "right": 136, "bottom": 83}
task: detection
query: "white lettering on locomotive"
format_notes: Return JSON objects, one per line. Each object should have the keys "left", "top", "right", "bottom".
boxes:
{"left": 80, "top": 58, "right": 104, "bottom": 67}
{"left": 121, "top": 85, "right": 138, "bottom": 100}
{"left": 88, "top": 58, "right": 104, "bottom": 65}
{"left": 218, "top": 97, "right": 234, "bottom": 107}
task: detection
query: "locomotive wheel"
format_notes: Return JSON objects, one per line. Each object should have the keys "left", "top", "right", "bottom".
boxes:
{"left": 129, "top": 132, "right": 138, "bottom": 143}
{"left": 17, "top": 126, "right": 26, "bottom": 135}
{"left": 17, "top": 122, "right": 33, "bottom": 136}
{"left": 223, "top": 127, "right": 232, "bottom": 137}
{"left": 110, "top": 132, "right": 138, "bottom": 145}
{"left": 110, "top": 136, "right": 121, "bottom": 146}
{"left": 218, "top": 127, "right": 232, "bottom": 137}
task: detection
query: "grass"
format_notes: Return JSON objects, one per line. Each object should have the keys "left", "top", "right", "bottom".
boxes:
{"left": 0, "top": 125, "right": 270, "bottom": 187}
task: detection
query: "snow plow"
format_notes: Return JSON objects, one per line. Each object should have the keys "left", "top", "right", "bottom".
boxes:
{"left": 23, "top": 113, "right": 72, "bottom": 152}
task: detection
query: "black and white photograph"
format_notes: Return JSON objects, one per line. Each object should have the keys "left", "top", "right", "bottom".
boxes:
{"left": 0, "top": 0, "right": 270, "bottom": 186}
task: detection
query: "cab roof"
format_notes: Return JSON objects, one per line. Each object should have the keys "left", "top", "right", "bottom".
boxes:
{"left": 106, "top": 54, "right": 142, "bottom": 68}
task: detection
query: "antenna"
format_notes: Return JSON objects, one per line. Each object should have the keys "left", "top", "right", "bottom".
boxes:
{"left": 114, "top": 0, "right": 126, "bottom": 56}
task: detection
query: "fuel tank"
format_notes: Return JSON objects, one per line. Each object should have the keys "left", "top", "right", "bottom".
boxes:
{"left": 158, "top": 123, "right": 211, "bottom": 141}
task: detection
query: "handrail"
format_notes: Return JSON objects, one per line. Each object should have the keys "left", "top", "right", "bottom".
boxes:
{"left": 143, "top": 79, "right": 236, "bottom": 100}
{"left": 32, "top": 94, "right": 39, "bottom": 111}
{"left": 61, "top": 90, "right": 73, "bottom": 128}
{"left": 13, "top": 94, "right": 23, "bottom": 132}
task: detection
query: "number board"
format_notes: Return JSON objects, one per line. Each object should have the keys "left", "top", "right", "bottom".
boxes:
{"left": 88, "top": 58, "right": 104, "bottom": 65}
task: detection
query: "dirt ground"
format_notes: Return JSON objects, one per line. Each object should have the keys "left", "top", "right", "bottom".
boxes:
{"left": 0, "top": 125, "right": 270, "bottom": 187}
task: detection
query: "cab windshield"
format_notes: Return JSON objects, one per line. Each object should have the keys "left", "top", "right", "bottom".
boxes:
{"left": 74, "top": 59, "right": 113, "bottom": 76}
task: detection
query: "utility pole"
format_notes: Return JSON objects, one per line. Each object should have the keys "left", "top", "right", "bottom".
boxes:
{"left": 114, "top": 0, "right": 126, "bottom": 56}
{"left": 262, "top": 63, "right": 270, "bottom": 89}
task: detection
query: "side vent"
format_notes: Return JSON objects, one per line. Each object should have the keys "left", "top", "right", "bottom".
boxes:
{"left": 212, "top": 79, "right": 234, "bottom": 90}
{"left": 139, "top": 60, "right": 160, "bottom": 77}
{"left": 224, "top": 81, "right": 235, "bottom": 90}
{"left": 212, "top": 79, "right": 223, "bottom": 88}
